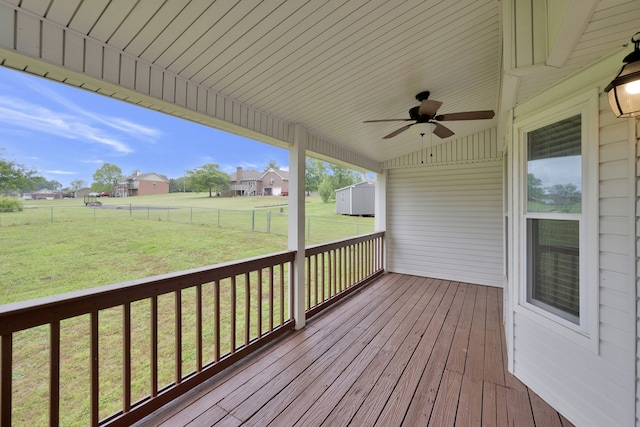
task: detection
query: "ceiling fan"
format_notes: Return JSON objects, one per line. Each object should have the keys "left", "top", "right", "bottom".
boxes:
{"left": 364, "top": 91, "right": 495, "bottom": 139}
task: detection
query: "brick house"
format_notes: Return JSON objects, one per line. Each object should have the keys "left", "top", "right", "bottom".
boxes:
{"left": 229, "top": 167, "right": 289, "bottom": 196}
{"left": 116, "top": 171, "right": 169, "bottom": 197}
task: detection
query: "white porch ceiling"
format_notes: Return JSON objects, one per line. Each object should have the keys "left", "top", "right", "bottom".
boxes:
{"left": 0, "top": 0, "right": 638, "bottom": 167}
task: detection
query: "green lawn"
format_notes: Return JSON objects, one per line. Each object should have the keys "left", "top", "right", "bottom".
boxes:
{"left": 0, "top": 193, "right": 374, "bottom": 426}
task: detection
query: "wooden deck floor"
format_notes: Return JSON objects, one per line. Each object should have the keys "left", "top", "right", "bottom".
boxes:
{"left": 134, "top": 273, "right": 574, "bottom": 427}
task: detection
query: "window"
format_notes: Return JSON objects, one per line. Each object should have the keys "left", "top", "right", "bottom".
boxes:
{"left": 515, "top": 90, "right": 598, "bottom": 348}
{"left": 268, "top": 177, "right": 275, "bottom": 185}
{"left": 525, "top": 115, "right": 581, "bottom": 324}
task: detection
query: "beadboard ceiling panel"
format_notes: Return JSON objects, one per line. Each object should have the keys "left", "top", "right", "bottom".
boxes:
{"left": 0, "top": 0, "right": 637, "bottom": 167}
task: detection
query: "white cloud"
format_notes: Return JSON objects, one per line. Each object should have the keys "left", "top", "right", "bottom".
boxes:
{"left": 45, "top": 170, "right": 77, "bottom": 175}
{"left": 28, "top": 80, "right": 162, "bottom": 142}
{"left": 0, "top": 96, "right": 134, "bottom": 154}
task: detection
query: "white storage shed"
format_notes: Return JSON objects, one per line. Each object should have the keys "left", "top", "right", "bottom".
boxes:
{"left": 335, "top": 182, "right": 375, "bottom": 216}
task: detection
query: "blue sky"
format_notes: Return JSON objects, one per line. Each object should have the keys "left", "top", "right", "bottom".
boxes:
{"left": 0, "top": 67, "right": 289, "bottom": 189}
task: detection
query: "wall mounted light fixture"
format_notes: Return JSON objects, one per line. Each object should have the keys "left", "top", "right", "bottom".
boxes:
{"left": 605, "top": 32, "right": 640, "bottom": 118}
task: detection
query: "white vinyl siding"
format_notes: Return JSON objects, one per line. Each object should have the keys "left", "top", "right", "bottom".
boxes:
{"left": 386, "top": 161, "right": 503, "bottom": 287}
{"left": 635, "top": 118, "right": 640, "bottom": 427}
{"left": 509, "top": 65, "right": 636, "bottom": 427}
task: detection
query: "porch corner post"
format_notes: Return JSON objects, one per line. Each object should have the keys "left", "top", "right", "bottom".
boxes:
{"left": 375, "top": 170, "right": 387, "bottom": 270}
{"left": 289, "top": 125, "right": 307, "bottom": 329}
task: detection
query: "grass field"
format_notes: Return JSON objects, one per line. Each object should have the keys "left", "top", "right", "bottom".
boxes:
{"left": 0, "top": 193, "right": 373, "bottom": 303}
{"left": 0, "top": 193, "right": 373, "bottom": 425}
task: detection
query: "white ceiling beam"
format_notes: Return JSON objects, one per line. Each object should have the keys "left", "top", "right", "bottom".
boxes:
{"left": 546, "top": 0, "right": 599, "bottom": 68}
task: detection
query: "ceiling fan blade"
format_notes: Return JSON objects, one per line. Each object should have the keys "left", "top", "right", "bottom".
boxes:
{"left": 363, "top": 119, "right": 412, "bottom": 123}
{"left": 433, "top": 122, "right": 455, "bottom": 139}
{"left": 434, "top": 110, "right": 495, "bottom": 121}
{"left": 418, "top": 100, "right": 443, "bottom": 116}
{"left": 383, "top": 124, "right": 412, "bottom": 139}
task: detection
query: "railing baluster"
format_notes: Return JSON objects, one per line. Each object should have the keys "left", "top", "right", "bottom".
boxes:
{"left": 269, "top": 267, "right": 274, "bottom": 332}
{"left": 91, "top": 312, "right": 99, "bottom": 427}
{"left": 306, "top": 255, "right": 311, "bottom": 310}
{"left": 231, "top": 276, "right": 236, "bottom": 353}
{"left": 0, "top": 334, "right": 12, "bottom": 427}
{"left": 288, "top": 261, "right": 294, "bottom": 321}
{"left": 280, "top": 263, "right": 285, "bottom": 326}
{"left": 244, "top": 272, "right": 250, "bottom": 346}
{"left": 320, "top": 252, "right": 325, "bottom": 303}
{"left": 314, "top": 254, "right": 319, "bottom": 306}
{"left": 214, "top": 280, "right": 220, "bottom": 362}
{"left": 50, "top": 322, "right": 60, "bottom": 427}
{"left": 258, "top": 269, "right": 263, "bottom": 337}
{"left": 196, "top": 284, "right": 202, "bottom": 372}
{"left": 151, "top": 296, "right": 158, "bottom": 397}
{"left": 328, "top": 250, "right": 334, "bottom": 298}
{"left": 175, "top": 291, "right": 182, "bottom": 384}
{"left": 123, "top": 303, "right": 131, "bottom": 413}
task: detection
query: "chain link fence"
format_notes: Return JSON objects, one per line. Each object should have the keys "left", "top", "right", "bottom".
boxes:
{"left": 0, "top": 204, "right": 374, "bottom": 244}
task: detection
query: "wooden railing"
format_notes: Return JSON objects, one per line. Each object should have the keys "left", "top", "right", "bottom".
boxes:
{"left": 0, "top": 233, "right": 385, "bottom": 426}
{"left": 0, "top": 251, "right": 295, "bottom": 427}
{"left": 305, "top": 232, "right": 385, "bottom": 318}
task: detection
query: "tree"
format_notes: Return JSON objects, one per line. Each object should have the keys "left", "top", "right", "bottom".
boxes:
{"left": 329, "top": 164, "right": 358, "bottom": 190}
{"left": 547, "top": 183, "right": 580, "bottom": 198}
{"left": 70, "top": 179, "right": 87, "bottom": 191}
{"left": 318, "top": 176, "right": 334, "bottom": 203}
{"left": 527, "top": 173, "right": 544, "bottom": 199}
{"left": 92, "top": 163, "right": 123, "bottom": 194}
{"left": 185, "top": 163, "right": 230, "bottom": 197}
{"left": 317, "top": 163, "right": 359, "bottom": 203}
{"left": 169, "top": 176, "right": 190, "bottom": 193}
{"left": 264, "top": 159, "right": 280, "bottom": 171}
{"left": 0, "top": 149, "right": 39, "bottom": 195}
{"left": 31, "top": 178, "right": 62, "bottom": 191}
{"left": 305, "top": 157, "right": 326, "bottom": 194}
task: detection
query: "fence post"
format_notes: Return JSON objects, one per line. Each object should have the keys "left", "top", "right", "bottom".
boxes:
{"left": 167, "top": 207, "right": 170, "bottom": 222}
{"left": 190, "top": 207, "right": 193, "bottom": 224}
{"left": 251, "top": 210, "right": 255, "bottom": 231}
{"left": 267, "top": 210, "right": 271, "bottom": 233}
{"left": 130, "top": 204, "right": 132, "bottom": 217}
{"left": 94, "top": 206, "right": 96, "bottom": 220}
{"left": 147, "top": 205, "right": 150, "bottom": 220}
{"left": 217, "top": 209, "right": 220, "bottom": 227}
{"left": 51, "top": 207, "right": 54, "bottom": 224}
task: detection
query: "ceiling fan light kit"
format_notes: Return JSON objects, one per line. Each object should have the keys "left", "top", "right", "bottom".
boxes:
{"left": 605, "top": 31, "right": 640, "bottom": 118}
{"left": 364, "top": 90, "right": 495, "bottom": 139}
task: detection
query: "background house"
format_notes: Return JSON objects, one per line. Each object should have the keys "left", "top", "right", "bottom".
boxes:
{"left": 117, "top": 171, "right": 169, "bottom": 197}
{"left": 229, "top": 167, "right": 289, "bottom": 196}
{"left": 22, "top": 189, "right": 62, "bottom": 200}
{"left": 335, "top": 181, "right": 375, "bottom": 216}
{"left": 229, "top": 167, "right": 263, "bottom": 196}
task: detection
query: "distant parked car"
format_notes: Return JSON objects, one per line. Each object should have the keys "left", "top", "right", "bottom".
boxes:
{"left": 281, "top": 190, "right": 289, "bottom": 196}
{"left": 100, "top": 192, "right": 110, "bottom": 197}
{"left": 89, "top": 192, "right": 99, "bottom": 197}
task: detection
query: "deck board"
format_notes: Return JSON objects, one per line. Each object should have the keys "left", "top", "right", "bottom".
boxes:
{"left": 133, "top": 273, "right": 574, "bottom": 427}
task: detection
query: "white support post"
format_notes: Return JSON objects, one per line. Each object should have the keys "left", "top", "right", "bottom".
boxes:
{"left": 375, "top": 171, "right": 387, "bottom": 270}
{"left": 289, "top": 125, "right": 307, "bottom": 329}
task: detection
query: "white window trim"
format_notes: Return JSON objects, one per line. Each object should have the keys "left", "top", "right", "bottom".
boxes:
{"left": 513, "top": 89, "right": 599, "bottom": 353}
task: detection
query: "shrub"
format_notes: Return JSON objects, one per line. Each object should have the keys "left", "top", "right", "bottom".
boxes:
{"left": 0, "top": 196, "right": 23, "bottom": 212}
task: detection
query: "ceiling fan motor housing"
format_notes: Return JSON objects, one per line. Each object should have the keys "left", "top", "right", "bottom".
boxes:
{"left": 409, "top": 105, "right": 431, "bottom": 122}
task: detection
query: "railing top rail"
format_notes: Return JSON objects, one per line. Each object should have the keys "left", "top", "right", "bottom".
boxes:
{"left": 304, "top": 231, "right": 384, "bottom": 257}
{"left": 0, "top": 250, "right": 295, "bottom": 335}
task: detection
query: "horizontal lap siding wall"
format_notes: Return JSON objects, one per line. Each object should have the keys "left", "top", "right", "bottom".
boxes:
{"left": 510, "top": 71, "right": 636, "bottom": 427}
{"left": 386, "top": 161, "right": 503, "bottom": 287}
